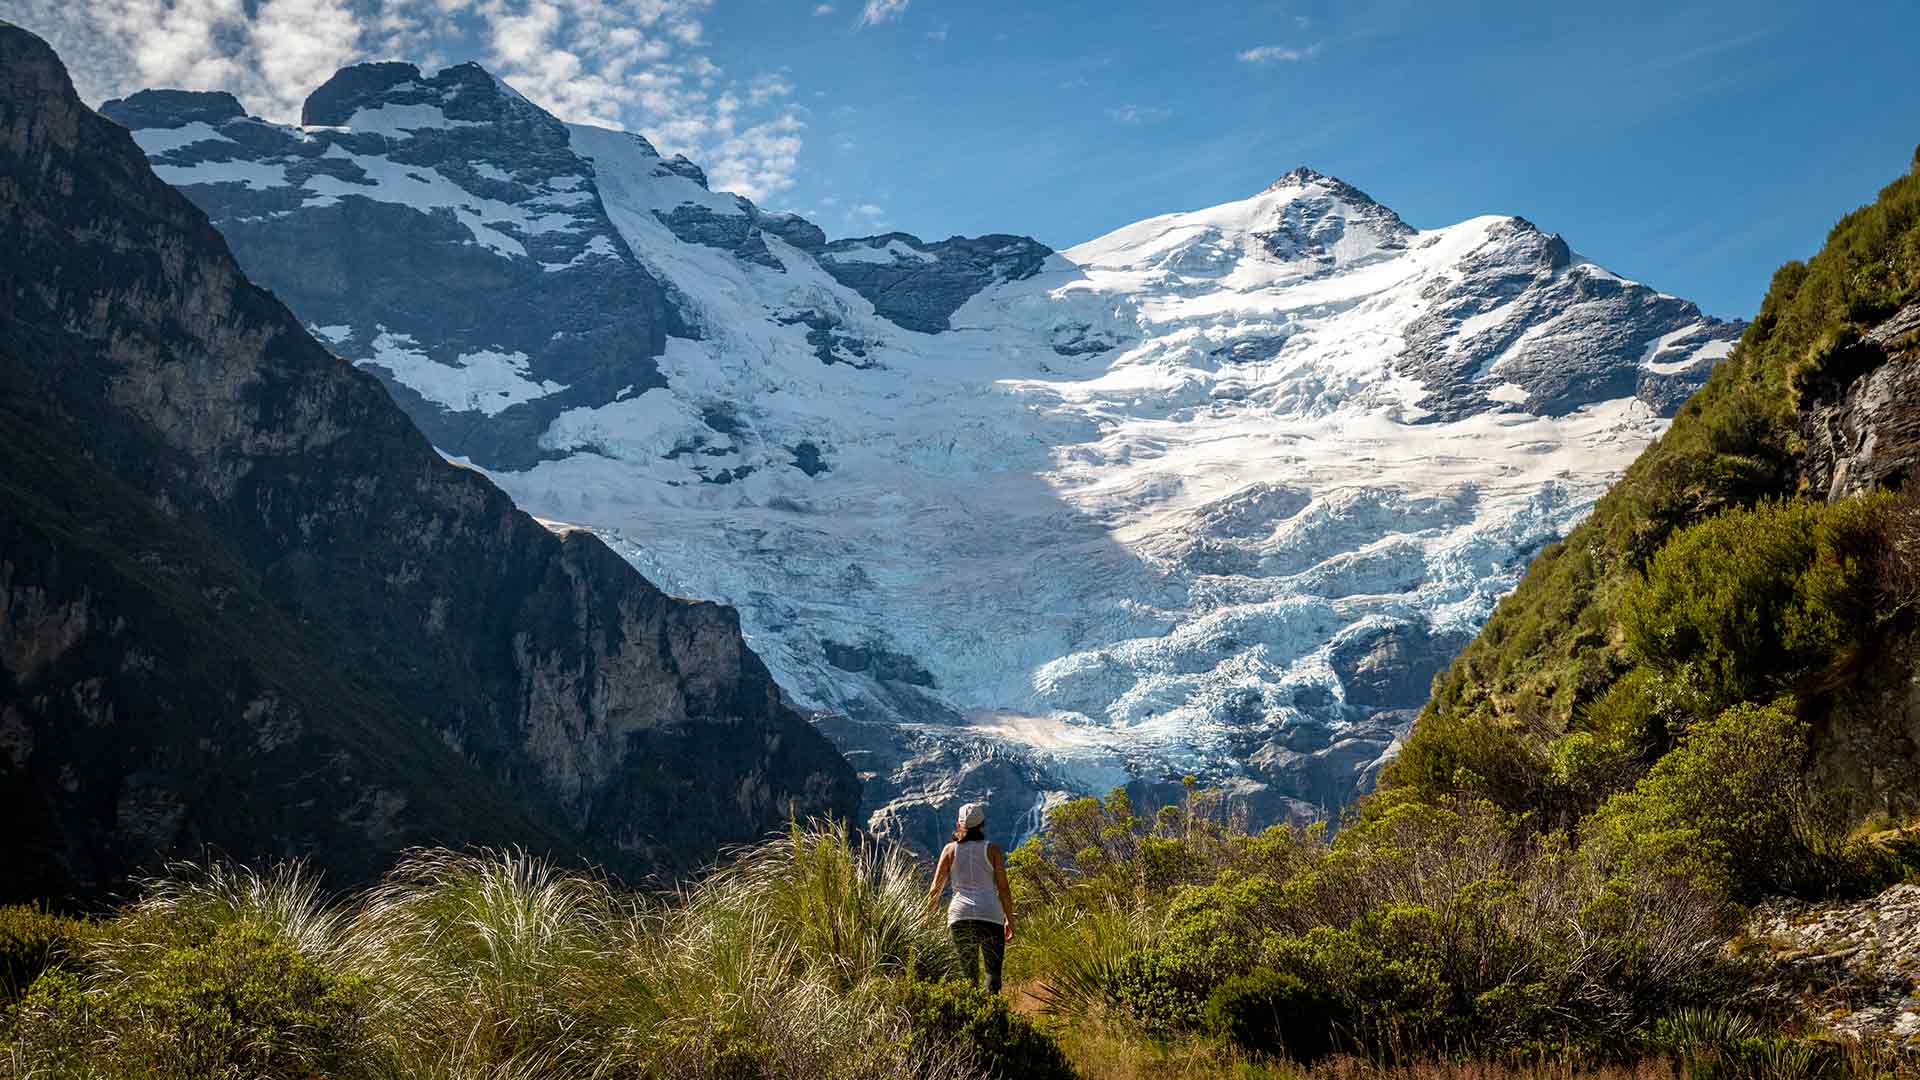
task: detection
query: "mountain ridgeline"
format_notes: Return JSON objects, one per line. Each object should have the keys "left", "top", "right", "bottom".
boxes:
{"left": 0, "top": 22, "right": 858, "bottom": 901}
{"left": 1383, "top": 145, "right": 1920, "bottom": 896}
{"left": 100, "top": 56, "right": 1745, "bottom": 854}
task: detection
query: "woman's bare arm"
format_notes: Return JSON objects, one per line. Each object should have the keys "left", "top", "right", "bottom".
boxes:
{"left": 924, "top": 844, "right": 955, "bottom": 914}
{"left": 988, "top": 844, "right": 1015, "bottom": 942}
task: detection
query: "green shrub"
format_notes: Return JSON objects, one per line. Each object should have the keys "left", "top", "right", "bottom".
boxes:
{"left": 1105, "top": 946, "right": 1216, "bottom": 1033}
{"left": 1096, "top": 871, "right": 1296, "bottom": 1034}
{"left": 1620, "top": 498, "right": 1886, "bottom": 720}
{"left": 1157, "top": 873, "right": 1284, "bottom": 975}
{"left": 1588, "top": 699, "right": 1811, "bottom": 897}
{"left": 1202, "top": 966, "right": 1344, "bottom": 1064}
{"left": 1262, "top": 915, "right": 1455, "bottom": 1054}
{"left": 0, "top": 906, "right": 90, "bottom": 1009}
{"left": 104, "top": 922, "right": 367, "bottom": 1079}
{"left": 1375, "top": 708, "right": 1548, "bottom": 813}
{"left": 900, "top": 979, "right": 1077, "bottom": 1080}
{"left": 7, "top": 967, "right": 90, "bottom": 1068}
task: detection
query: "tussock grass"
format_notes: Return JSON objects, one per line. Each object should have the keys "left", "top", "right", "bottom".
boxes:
{"left": 0, "top": 824, "right": 990, "bottom": 1080}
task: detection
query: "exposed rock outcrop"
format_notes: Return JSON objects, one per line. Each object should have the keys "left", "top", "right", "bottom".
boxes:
{"left": 815, "top": 233, "right": 1054, "bottom": 333}
{"left": 0, "top": 22, "right": 858, "bottom": 902}
{"left": 1750, "top": 882, "right": 1920, "bottom": 1046}
{"left": 1802, "top": 299, "right": 1920, "bottom": 499}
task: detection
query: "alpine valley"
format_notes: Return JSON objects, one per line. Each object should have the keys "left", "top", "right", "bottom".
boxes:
{"left": 105, "top": 60, "right": 1743, "bottom": 852}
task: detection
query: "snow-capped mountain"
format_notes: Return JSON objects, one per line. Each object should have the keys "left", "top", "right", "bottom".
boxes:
{"left": 103, "top": 61, "right": 1742, "bottom": 852}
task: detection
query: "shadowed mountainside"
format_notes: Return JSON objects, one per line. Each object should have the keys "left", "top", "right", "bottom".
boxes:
{"left": 0, "top": 21, "right": 858, "bottom": 902}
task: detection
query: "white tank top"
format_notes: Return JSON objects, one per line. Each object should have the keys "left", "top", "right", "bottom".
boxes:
{"left": 946, "top": 840, "right": 1005, "bottom": 925}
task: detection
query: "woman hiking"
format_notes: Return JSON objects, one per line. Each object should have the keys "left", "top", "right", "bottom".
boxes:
{"left": 925, "top": 801, "right": 1016, "bottom": 992}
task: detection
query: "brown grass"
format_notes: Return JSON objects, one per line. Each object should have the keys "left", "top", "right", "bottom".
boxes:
{"left": 1046, "top": 1022, "right": 1683, "bottom": 1080}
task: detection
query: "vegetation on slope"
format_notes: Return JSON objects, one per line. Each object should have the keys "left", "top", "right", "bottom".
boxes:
{"left": 1378, "top": 146, "right": 1920, "bottom": 895}
{"left": 1006, "top": 789, "right": 1918, "bottom": 1077}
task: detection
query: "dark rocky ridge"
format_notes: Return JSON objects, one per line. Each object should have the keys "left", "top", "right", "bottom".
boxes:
{"left": 97, "top": 62, "right": 1054, "bottom": 472}
{"left": 815, "top": 233, "right": 1054, "bottom": 333}
{"left": 0, "top": 23, "right": 858, "bottom": 902}
{"left": 97, "top": 88, "right": 246, "bottom": 128}
{"left": 101, "top": 62, "right": 681, "bottom": 473}
{"left": 1395, "top": 215, "right": 1735, "bottom": 421}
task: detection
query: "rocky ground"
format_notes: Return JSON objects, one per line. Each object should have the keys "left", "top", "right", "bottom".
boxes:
{"left": 1750, "top": 881, "right": 1920, "bottom": 1046}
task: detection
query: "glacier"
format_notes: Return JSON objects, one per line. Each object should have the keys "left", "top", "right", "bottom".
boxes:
{"left": 103, "top": 63, "right": 1743, "bottom": 853}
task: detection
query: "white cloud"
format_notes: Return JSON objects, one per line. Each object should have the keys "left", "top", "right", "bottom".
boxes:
{"left": 1237, "top": 43, "right": 1323, "bottom": 63}
{"left": 845, "top": 201, "right": 886, "bottom": 230}
{"left": 854, "top": 0, "right": 907, "bottom": 28}
{"left": 924, "top": 28, "right": 946, "bottom": 41}
{"left": 705, "top": 112, "right": 805, "bottom": 200}
{"left": 1106, "top": 103, "right": 1171, "bottom": 125}
{"left": 17, "top": 0, "right": 814, "bottom": 201}
{"left": 812, "top": 3, "right": 834, "bottom": 13}
{"left": 747, "top": 71, "right": 793, "bottom": 105}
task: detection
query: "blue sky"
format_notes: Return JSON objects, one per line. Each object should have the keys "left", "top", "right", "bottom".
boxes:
{"left": 712, "top": 0, "right": 1920, "bottom": 319}
{"left": 16, "top": 0, "right": 1920, "bottom": 318}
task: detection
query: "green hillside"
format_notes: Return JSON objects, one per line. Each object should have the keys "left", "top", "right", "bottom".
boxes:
{"left": 1381, "top": 145, "right": 1920, "bottom": 895}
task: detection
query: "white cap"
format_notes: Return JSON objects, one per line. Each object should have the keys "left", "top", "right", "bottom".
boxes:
{"left": 956, "top": 802, "right": 986, "bottom": 829}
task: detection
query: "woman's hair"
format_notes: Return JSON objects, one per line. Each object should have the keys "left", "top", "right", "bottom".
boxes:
{"left": 952, "top": 822, "right": 986, "bottom": 844}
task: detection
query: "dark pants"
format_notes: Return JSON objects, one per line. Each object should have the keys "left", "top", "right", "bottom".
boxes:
{"left": 949, "top": 919, "right": 1005, "bottom": 993}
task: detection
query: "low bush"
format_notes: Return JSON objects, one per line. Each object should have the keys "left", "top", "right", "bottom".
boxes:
{"left": 1202, "top": 966, "right": 1344, "bottom": 1064}
{"left": 1371, "top": 709, "right": 1548, "bottom": 814}
{"left": 1106, "top": 946, "right": 1217, "bottom": 1033}
{"left": 10, "top": 921, "right": 370, "bottom": 1080}
{"left": 0, "top": 906, "right": 90, "bottom": 1010}
{"left": 1620, "top": 498, "right": 1887, "bottom": 721}
{"left": 1589, "top": 699, "right": 1815, "bottom": 898}
{"left": 901, "top": 979, "right": 1077, "bottom": 1080}
{"left": 1262, "top": 915, "right": 1456, "bottom": 1056}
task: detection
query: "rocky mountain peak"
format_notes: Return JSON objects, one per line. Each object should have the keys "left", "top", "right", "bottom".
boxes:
{"left": 300, "top": 57, "right": 555, "bottom": 137}
{"left": 1263, "top": 164, "right": 1403, "bottom": 217}
{"left": 1266, "top": 163, "right": 1343, "bottom": 189}
{"left": 1235, "top": 165, "right": 1415, "bottom": 268}
{"left": 98, "top": 87, "right": 246, "bottom": 128}
{"left": 301, "top": 60, "right": 422, "bottom": 125}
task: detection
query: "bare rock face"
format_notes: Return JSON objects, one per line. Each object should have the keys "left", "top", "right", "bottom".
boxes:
{"left": 99, "top": 64, "right": 680, "bottom": 473}
{"left": 1802, "top": 300, "right": 1920, "bottom": 499}
{"left": 814, "top": 233, "right": 1054, "bottom": 333}
{"left": 1750, "top": 883, "right": 1920, "bottom": 1046}
{"left": 0, "top": 22, "right": 857, "bottom": 902}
